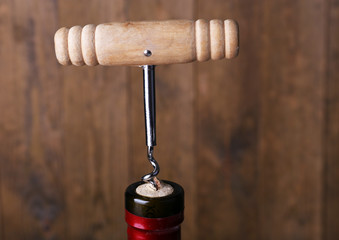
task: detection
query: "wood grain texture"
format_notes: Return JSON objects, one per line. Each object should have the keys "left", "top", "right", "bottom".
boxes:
{"left": 258, "top": 1, "right": 326, "bottom": 239}
{"left": 0, "top": 0, "right": 66, "bottom": 239}
{"left": 95, "top": 20, "right": 196, "bottom": 65}
{"left": 0, "top": 169, "right": 2, "bottom": 239}
{"left": 197, "top": 0, "right": 326, "bottom": 240}
{"left": 325, "top": 0, "right": 339, "bottom": 239}
{"left": 127, "top": 1, "right": 196, "bottom": 239}
{"left": 0, "top": 0, "right": 338, "bottom": 240}
{"left": 0, "top": 178, "right": 2, "bottom": 239}
{"left": 54, "top": 19, "right": 239, "bottom": 66}
{"left": 196, "top": 1, "right": 260, "bottom": 239}
{"left": 57, "top": 0, "right": 128, "bottom": 239}
{"left": 0, "top": 1, "right": 10, "bottom": 237}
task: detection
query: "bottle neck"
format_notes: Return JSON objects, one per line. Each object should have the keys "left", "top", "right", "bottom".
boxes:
{"left": 125, "top": 180, "right": 184, "bottom": 240}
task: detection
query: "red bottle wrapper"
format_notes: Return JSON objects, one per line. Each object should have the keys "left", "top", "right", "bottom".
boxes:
{"left": 125, "top": 210, "right": 184, "bottom": 240}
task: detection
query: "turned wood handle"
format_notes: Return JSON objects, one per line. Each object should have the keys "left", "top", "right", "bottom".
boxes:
{"left": 54, "top": 19, "right": 239, "bottom": 66}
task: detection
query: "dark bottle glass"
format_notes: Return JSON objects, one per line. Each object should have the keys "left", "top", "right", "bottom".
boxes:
{"left": 125, "top": 180, "right": 184, "bottom": 240}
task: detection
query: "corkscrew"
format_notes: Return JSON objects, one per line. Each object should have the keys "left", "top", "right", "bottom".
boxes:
{"left": 54, "top": 19, "right": 239, "bottom": 189}
{"left": 141, "top": 65, "right": 160, "bottom": 189}
{"left": 54, "top": 18, "right": 239, "bottom": 239}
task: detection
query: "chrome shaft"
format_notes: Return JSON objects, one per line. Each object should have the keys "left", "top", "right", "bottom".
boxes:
{"left": 143, "top": 65, "right": 156, "bottom": 147}
{"left": 141, "top": 65, "right": 160, "bottom": 189}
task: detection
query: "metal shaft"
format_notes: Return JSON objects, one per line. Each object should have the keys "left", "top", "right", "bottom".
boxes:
{"left": 143, "top": 65, "right": 156, "bottom": 147}
{"left": 142, "top": 65, "right": 160, "bottom": 189}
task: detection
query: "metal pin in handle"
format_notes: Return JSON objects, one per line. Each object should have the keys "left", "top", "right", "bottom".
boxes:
{"left": 141, "top": 65, "right": 160, "bottom": 189}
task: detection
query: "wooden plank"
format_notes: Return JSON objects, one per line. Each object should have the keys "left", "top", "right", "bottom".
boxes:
{"left": 57, "top": 0, "right": 128, "bottom": 239}
{"left": 0, "top": 0, "right": 65, "bottom": 239}
{"left": 197, "top": 0, "right": 326, "bottom": 239}
{"left": 196, "top": 1, "right": 261, "bottom": 239}
{"left": 257, "top": 1, "right": 326, "bottom": 239}
{"left": 0, "top": 1, "right": 10, "bottom": 238}
{"left": 27, "top": 1, "right": 66, "bottom": 238}
{"left": 0, "top": 176, "right": 2, "bottom": 239}
{"left": 325, "top": 0, "right": 339, "bottom": 239}
{"left": 0, "top": 178, "right": 2, "bottom": 240}
{"left": 127, "top": 1, "right": 196, "bottom": 239}
{"left": 0, "top": 1, "right": 26, "bottom": 239}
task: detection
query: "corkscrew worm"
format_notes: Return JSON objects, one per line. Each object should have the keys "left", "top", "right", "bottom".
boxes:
{"left": 141, "top": 65, "right": 160, "bottom": 189}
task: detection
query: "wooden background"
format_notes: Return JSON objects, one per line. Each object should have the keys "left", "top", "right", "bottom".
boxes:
{"left": 0, "top": 0, "right": 338, "bottom": 239}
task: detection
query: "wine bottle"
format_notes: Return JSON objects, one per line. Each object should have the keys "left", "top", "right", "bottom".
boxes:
{"left": 125, "top": 180, "right": 184, "bottom": 240}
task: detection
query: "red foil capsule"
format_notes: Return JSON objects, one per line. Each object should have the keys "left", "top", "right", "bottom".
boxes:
{"left": 125, "top": 180, "right": 184, "bottom": 240}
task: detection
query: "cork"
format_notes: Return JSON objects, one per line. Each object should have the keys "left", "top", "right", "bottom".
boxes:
{"left": 136, "top": 180, "right": 174, "bottom": 198}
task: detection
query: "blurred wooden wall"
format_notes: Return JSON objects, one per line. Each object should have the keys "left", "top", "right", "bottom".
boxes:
{"left": 0, "top": 0, "right": 338, "bottom": 239}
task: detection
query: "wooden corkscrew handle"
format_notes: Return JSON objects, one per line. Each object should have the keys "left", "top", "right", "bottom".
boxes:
{"left": 54, "top": 19, "right": 239, "bottom": 66}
